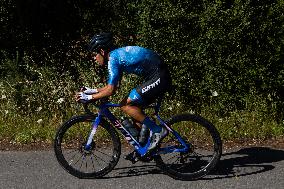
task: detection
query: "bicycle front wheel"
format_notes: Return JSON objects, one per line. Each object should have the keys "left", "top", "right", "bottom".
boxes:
{"left": 155, "top": 113, "right": 222, "bottom": 180}
{"left": 54, "top": 115, "right": 121, "bottom": 178}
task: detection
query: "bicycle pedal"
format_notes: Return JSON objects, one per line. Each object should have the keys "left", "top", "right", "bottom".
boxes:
{"left": 145, "top": 144, "right": 161, "bottom": 156}
{"left": 124, "top": 151, "right": 139, "bottom": 164}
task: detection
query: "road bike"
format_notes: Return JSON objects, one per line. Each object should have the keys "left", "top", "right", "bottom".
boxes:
{"left": 54, "top": 97, "right": 222, "bottom": 180}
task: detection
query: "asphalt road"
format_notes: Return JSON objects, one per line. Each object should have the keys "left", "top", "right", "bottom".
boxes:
{"left": 1, "top": 146, "right": 284, "bottom": 189}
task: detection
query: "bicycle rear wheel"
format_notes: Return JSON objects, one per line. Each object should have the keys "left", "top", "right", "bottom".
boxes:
{"left": 155, "top": 113, "right": 222, "bottom": 180}
{"left": 54, "top": 115, "right": 121, "bottom": 178}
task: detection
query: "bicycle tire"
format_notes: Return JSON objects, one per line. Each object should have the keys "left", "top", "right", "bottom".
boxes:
{"left": 154, "top": 113, "right": 222, "bottom": 180}
{"left": 54, "top": 115, "right": 121, "bottom": 178}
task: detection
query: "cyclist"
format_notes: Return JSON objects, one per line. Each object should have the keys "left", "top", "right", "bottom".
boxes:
{"left": 76, "top": 32, "right": 172, "bottom": 152}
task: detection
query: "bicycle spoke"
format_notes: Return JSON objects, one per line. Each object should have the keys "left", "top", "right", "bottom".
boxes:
{"left": 65, "top": 149, "right": 79, "bottom": 155}
{"left": 54, "top": 115, "right": 121, "bottom": 178}
{"left": 79, "top": 155, "right": 85, "bottom": 170}
{"left": 92, "top": 152, "right": 109, "bottom": 164}
{"left": 192, "top": 151, "right": 204, "bottom": 157}
{"left": 90, "top": 155, "right": 96, "bottom": 170}
{"left": 164, "top": 153, "right": 180, "bottom": 163}
{"left": 155, "top": 114, "right": 222, "bottom": 180}
{"left": 85, "top": 156, "right": 88, "bottom": 171}
{"left": 68, "top": 151, "right": 81, "bottom": 165}
{"left": 96, "top": 149, "right": 113, "bottom": 158}
{"left": 168, "top": 155, "right": 182, "bottom": 168}
{"left": 70, "top": 154, "right": 84, "bottom": 167}
{"left": 91, "top": 153, "right": 102, "bottom": 169}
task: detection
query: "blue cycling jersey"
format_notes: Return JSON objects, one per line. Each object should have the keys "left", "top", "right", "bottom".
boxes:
{"left": 107, "top": 46, "right": 161, "bottom": 85}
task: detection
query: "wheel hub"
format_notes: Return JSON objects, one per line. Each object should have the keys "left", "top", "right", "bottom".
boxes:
{"left": 81, "top": 141, "right": 96, "bottom": 155}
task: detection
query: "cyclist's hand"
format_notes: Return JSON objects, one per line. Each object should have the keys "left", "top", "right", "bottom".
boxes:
{"left": 80, "top": 86, "right": 98, "bottom": 94}
{"left": 76, "top": 92, "right": 93, "bottom": 102}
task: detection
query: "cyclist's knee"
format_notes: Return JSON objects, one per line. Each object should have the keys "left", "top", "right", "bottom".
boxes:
{"left": 120, "top": 97, "right": 130, "bottom": 110}
{"left": 120, "top": 104, "right": 127, "bottom": 112}
{"left": 121, "top": 104, "right": 133, "bottom": 114}
{"left": 120, "top": 97, "right": 131, "bottom": 106}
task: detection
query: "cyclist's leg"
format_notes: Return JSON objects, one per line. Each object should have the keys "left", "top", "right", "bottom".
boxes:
{"left": 121, "top": 93, "right": 164, "bottom": 152}
{"left": 120, "top": 65, "right": 171, "bottom": 116}
{"left": 120, "top": 96, "right": 145, "bottom": 123}
{"left": 120, "top": 89, "right": 162, "bottom": 133}
{"left": 121, "top": 75, "right": 171, "bottom": 151}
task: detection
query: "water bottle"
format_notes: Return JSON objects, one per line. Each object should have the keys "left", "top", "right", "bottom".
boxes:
{"left": 121, "top": 117, "right": 139, "bottom": 140}
{"left": 139, "top": 124, "right": 149, "bottom": 145}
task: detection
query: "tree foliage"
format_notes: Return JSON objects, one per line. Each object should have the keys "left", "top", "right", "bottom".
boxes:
{"left": 1, "top": 0, "right": 283, "bottom": 119}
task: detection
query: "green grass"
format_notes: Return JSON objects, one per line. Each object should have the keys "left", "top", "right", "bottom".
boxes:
{"left": 1, "top": 99, "right": 283, "bottom": 145}
{"left": 0, "top": 73, "right": 283, "bottom": 145}
{"left": 200, "top": 101, "right": 284, "bottom": 141}
{"left": 0, "top": 113, "right": 58, "bottom": 144}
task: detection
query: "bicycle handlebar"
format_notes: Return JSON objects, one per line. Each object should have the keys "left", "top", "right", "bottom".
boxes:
{"left": 78, "top": 98, "right": 110, "bottom": 114}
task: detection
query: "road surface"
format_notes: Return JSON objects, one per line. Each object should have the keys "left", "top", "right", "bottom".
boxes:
{"left": 0, "top": 146, "right": 284, "bottom": 189}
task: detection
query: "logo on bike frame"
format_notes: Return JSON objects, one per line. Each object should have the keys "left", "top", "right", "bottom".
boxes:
{"left": 114, "top": 120, "right": 139, "bottom": 148}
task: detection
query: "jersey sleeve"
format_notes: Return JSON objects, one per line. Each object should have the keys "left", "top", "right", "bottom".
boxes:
{"left": 107, "top": 56, "right": 121, "bottom": 86}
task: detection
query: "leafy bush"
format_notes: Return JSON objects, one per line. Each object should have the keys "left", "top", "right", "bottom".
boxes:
{"left": 0, "top": 0, "right": 283, "bottom": 143}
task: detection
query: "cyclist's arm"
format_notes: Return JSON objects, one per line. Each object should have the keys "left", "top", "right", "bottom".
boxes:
{"left": 90, "top": 84, "right": 117, "bottom": 100}
{"left": 96, "top": 85, "right": 110, "bottom": 92}
{"left": 90, "top": 54, "right": 120, "bottom": 99}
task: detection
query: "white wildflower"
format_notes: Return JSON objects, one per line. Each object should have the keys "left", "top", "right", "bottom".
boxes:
{"left": 36, "top": 107, "right": 42, "bottom": 112}
{"left": 1, "top": 95, "right": 6, "bottom": 99}
{"left": 57, "top": 98, "right": 64, "bottom": 104}
{"left": 168, "top": 106, "right": 173, "bottom": 111}
{"left": 37, "top": 119, "right": 43, "bottom": 124}
{"left": 190, "top": 110, "right": 195, "bottom": 114}
{"left": 5, "top": 110, "right": 8, "bottom": 114}
{"left": 212, "top": 91, "right": 218, "bottom": 97}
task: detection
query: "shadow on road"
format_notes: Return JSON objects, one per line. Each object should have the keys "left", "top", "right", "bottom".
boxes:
{"left": 103, "top": 164, "right": 161, "bottom": 179}
{"left": 103, "top": 147, "right": 284, "bottom": 180}
{"left": 208, "top": 147, "right": 284, "bottom": 179}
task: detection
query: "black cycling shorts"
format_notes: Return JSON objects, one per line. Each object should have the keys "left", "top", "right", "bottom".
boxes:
{"left": 128, "top": 66, "right": 172, "bottom": 105}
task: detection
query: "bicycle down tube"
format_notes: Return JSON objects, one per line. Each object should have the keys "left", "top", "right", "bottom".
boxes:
{"left": 85, "top": 102, "right": 189, "bottom": 156}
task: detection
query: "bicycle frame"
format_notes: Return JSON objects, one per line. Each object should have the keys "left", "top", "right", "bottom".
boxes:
{"left": 84, "top": 101, "right": 189, "bottom": 157}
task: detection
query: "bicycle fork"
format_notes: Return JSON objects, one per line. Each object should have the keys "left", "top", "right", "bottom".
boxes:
{"left": 84, "top": 115, "right": 101, "bottom": 151}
